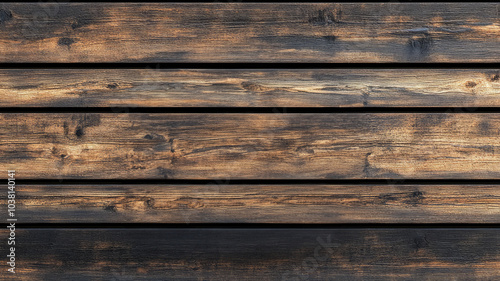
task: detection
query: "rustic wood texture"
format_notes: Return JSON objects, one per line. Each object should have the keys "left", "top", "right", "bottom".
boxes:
{"left": 2, "top": 69, "right": 500, "bottom": 108}
{"left": 7, "top": 228, "right": 500, "bottom": 280}
{"left": 3, "top": 113, "right": 500, "bottom": 180}
{"left": 2, "top": 2, "right": 499, "bottom": 280}
{"left": 0, "top": 3, "right": 499, "bottom": 62}
{"left": 4, "top": 184, "right": 498, "bottom": 223}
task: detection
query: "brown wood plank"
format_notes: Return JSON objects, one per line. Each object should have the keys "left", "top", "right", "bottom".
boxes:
{"left": 0, "top": 3, "right": 499, "bottom": 62}
{"left": 6, "top": 184, "right": 499, "bottom": 223}
{"left": 2, "top": 69, "right": 500, "bottom": 107}
{"left": 2, "top": 113, "right": 500, "bottom": 180}
{"left": 7, "top": 228, "right": 500, "bottom": 280}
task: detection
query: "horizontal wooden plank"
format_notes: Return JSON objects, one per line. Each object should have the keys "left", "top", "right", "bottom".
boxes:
{"left": 5, "top": 184, "right": 499, "bottom": 223}
{"left": 2, "top": 69, "right": 500, "bottom": 107}
{"left": 3, "top": 113, "right": 500, "bottom": 179}
{"left": 8, "top": 228, "right": 500, "bottom": 280}
{"left": 0, "top": 3, "right": 499, "bottom": 62}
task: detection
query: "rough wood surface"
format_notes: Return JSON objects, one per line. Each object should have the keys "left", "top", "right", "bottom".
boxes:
{"left": 2, "top": 69, "right": 500, "bottom": 107}
{"left": 2, "top": 3, "right": 499, "bottom": 279}
{"left": 0, "top": 3, "right": 499, "bottom": 62}
{"left": 3, "top": 113, "right": 500, "bottom": 179}
{"left": 4, "top": 184, "right": 498, "bottom": 223}
{"left": 7, "top": 228, "right": 500, "bottom": 280}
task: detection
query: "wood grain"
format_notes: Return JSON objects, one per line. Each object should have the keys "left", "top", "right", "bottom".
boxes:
{"left": 7, "top": 228, "right": 500, "bottom": 280}
{"left": 3, "top": 113, "right": 500, "bottom": 179}
{"left": 4, "top": 184, "right": 498, "bottom": 223}
{"left": 0, "top": 3, "right": 499, "bottom": 62}
{"left": 2, "top": 69, "right": 500, "bottom": 107}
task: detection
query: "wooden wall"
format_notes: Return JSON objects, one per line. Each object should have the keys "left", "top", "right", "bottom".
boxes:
{"left": 0, "top": 3, "right": 499, "bottom": 280}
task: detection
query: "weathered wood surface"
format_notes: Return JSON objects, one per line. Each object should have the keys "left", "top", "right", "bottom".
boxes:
{"left": 0, "top": 3, "right": 499, "bottom": 62}
{"left": 1, "top": 2, "right": 498, "bottom": 280}
{"left": 4, "top": 184, "right": 499, "bottom": 223}
{"left": 2, "top": 69, "right": 500, "bottom": 107}
{"left": 3, "top": 113, "right": 500, "bottom": 179}
{"left": 6, "top": 228, "right": 500, "bottom": 280}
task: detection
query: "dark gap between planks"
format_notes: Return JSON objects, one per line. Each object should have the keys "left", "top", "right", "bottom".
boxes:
{"left": 6, "top": 223, "right": 500, "bottom": 229}
{"left": 2, "top": 107, "right": 500, "bottom": 113}
{"left": 0, "top": 63, "right": 499, "bottom": 69}
{"left": 11, "top": 179, "right": 500, "bottom": 185}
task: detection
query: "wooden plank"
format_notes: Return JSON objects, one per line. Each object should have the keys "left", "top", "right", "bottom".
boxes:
{"left": 8, "top": 228, "right": 500, "bottom": 280}
{"left": 0, "top": 3, "right": 499, "bottom": 63}
{"left": 2, "top": 69, "right": 500, "bottom": 108}
{"left": 6, "top": 184, "right": 499, "bottom": 223}
{"left": 3, "top": 113, "right": 500, "bottom": 179}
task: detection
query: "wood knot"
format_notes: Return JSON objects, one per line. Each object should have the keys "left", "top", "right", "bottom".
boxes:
{"left": 308, "top": 9, "right": 341, "bottom": 26}
{"left": 241, "top": 81, "right": 269, "bottom": 92}
{"left": 157, "top": 167, "right": 174, "bottom": 179}
{"left": 75, "top": 127, "right": 84, "bottom": 138}
{"left": 413, "top": 235, "right": 430, "bottom": 251}
{"left": 465, "top": 81, "right": 477, "bottom": 88}
{"left": 406, "top": 34, "right": 433, "bottom": 59}
{"left": 58, "top": 37, "right": 75, "bottom": 48}
{"left": 103, "top": 205, "right": 117, "bottom": 212}
{"left": 107, "top": 83, "right": 118, "bottom": 89}
{"left": 70, "top": 19, "right": 90, "bottom": 30}
{"left": 404, "top": 190, "right": 425, "bottom": 206}
{"left": 322, "top": 35, "right": 336, "bottom": 42}
{"left": 145, "top": 198, "right": 155, "bottom": 209}
{"left": 410, "top": 191, "right": 424, "bottom": 198}
{"left": 489, "top": 73, "right": 499, "bottom": 82}
{"left": 407, "top": 36, "right": 432, "bottom": 56}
